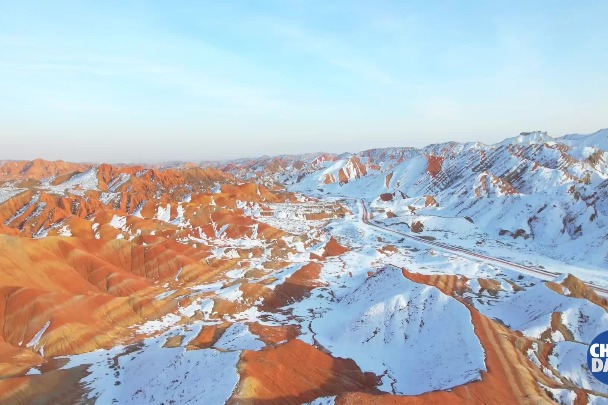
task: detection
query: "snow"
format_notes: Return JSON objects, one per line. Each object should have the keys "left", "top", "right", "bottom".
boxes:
{"left": 92, "top": 222, "right": 101, "bottom": 239}
{"left": 216, "top": 224, "right": 229, "bottom": 238}
{"left": 213, "top": 323, "right": 265, "bottom": 351}
{"left": 217, "top": 283, "right": 243, "bottom": 302}
{"left": 310, "top": 267, "right": 486, "bottom": 394}
{"left": 225, "top": 268, "right": 248, "bottom": 279}
{"left": 57, "top": 224, "right": 72, "bottom": 236}
{"left": 257, "top": 201, "right": 336, "bottom": 234}
{"left": 549, "top": 341, "right": 608, "bottom": 394}
{"left": 156, "top": 204, "right": 172, "bottom": 222}
{"left": 200, "top": 298, "right": 215, "bottom": 319}
{"left": 170, "top": 204, "right": 190, "bottom": 228}
{"left": 589, "top": 395, "right": 608, "bottom": 405}
{"left": 474, "top": 282, "right": 608, "bottom": 343}
{"left": 560, "top": 128, "right": 608, "bottom": 152}
{"left": 132, "top": 202, "right": 145, "bottom": 218}
{"left": 499, "top": 131, "right": 555, "bottom": 146}
{"left": 2, "top": 128, "right": 608, "bottom": 402}
{"left": 271, "top": 130, "right": 608, "bottom": 269}
{"left": 25, "top": 367, "right": 42, "bottom": 376}
{"left": 174, "top": 267, "right": 184, "bottom": 281}
{"left": 109, "top": 214, "right": 128, "bottom": 231}
{"left": 155, "top": 289, "right": 177, "bottom": 300}
{"left": 5, "top": 193, "right": 40, "bottom": 224}
{"left": 27, "top": 320, "right": 50, "bottom": 350}
{"left": 0, "top": 187, "right": 24, "bottom": 204}
{"left": 107, "top": 173, "right": 130, "bottom": 192}
{"left": 43, "top": 167, "right": 99, "bottom": 195}
{"left": 305, "top": 396, "right": 337, "bottom": 405}
{"left": 540, "top": 384, "right": 577, "bottom": 405}
{"left": 0, "top": 188, "right": 601, "bottom": 402}
{"left": 100, "top": 192, "right": 119, "bottom": 204}
{"left": 136, "top": 313, "right": 181, "bottom": 334}
{"left": 178, "top": 297, "right": 215, "bottom": 319}
{"left": 62, "top": 344, "right": 240, "bottom": 404}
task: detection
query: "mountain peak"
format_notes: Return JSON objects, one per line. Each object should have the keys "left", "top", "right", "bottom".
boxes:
{"left": 497, "top": 130, "right": 554, "bottom": 146}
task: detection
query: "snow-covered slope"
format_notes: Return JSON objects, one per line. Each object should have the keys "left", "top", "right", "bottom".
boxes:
{"left": 209, "top": 129, "right": 608, "bottom": 267}
{"left": 559, "top": 128, "right": 608, "bottom": 152}
{"left": 312, "top": 267, "right": 486, "bottom": 395}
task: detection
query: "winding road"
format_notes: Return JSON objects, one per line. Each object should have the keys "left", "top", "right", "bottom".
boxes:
{"left": 357, "top": 199, "right": 608, "bottom": 297}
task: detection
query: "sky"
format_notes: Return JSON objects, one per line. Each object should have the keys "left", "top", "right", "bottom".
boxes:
{"left": 1, "top": 1, "right": 607, "bottom": 163}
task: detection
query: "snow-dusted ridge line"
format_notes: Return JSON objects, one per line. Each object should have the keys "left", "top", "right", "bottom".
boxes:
{"left": 200, "top": 127, "right": 608, "bottom": 167}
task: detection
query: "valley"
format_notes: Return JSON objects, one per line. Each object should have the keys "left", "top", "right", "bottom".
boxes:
{"left": 0, "top": 129, "right": 607, "bottom": 404}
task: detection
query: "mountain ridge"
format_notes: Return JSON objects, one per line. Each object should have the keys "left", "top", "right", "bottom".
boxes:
{"left": 0, "top": 128, "right": 607, "bottom": 404}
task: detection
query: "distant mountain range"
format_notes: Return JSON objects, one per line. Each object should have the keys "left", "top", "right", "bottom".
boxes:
{"left": 203, "top": 128, "right": 608, "bottom": 266}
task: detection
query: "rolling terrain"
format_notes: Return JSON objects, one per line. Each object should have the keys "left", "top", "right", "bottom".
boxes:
{"left": 0, "top": 129, "right": 607, "bottom": 404}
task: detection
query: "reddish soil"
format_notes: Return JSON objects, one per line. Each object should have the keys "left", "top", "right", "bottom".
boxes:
{"left": 323, "top": 237, "right": 349, "bottom": 257}
{"left": 230, "top": 339, "right": 379, "bottom": 404}
{"left": 424, "top": 195, "right": 438, "bottom": 207}
{"left": 426, "top": 155, "right": 444, "bottom": 178}
{"left": 263, "top": 263, "right": 326, "bottom": 309}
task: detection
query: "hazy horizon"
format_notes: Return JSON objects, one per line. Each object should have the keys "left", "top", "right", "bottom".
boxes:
{"left": 2, "top": 1, "right": 607, "bottom": 162}
{"left": 2, "top": 126, "right": 606, "bottom": 165}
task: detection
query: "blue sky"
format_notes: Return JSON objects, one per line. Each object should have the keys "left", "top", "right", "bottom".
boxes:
{"left": 1, "top": 1, "right": 607, "bottom": 162}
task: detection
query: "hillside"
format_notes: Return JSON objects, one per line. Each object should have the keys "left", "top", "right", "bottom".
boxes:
{"left": 0, "top": 130, "right": 607, "bottom": 404}
{"left": 207, "top": 129, "right": 608, "bottom": 268}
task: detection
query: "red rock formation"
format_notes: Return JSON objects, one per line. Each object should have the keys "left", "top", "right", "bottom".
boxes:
{"left": 338, "top": 157, "right": 368, "bottom": 184}
{"left": 0, "top": 161, "right": 296, "bottom": 385}
{"left": 546, "top": 274, "right": 608, "bottom": 309}
{"left": 385, "top": 172, "right": 393, "bottom": 189}
{"left": 0, "top": 159, "right": 92, "bottom": 181}
{"left": 411, "top": 221, "right": 424, "bottom": 233}
{"left": 323, "top": 237, "right": 349, "bottom": 257}
{"left": 380, "top": 193, "right": 393, "bottom": 201}
{"left": 264, "top": 262, "right": 325, "bottom": 309}
{"left": 426, "top": 155, "right": 444, "bottom": 178}
{"left": 424, "top": 195, "right": 438, "bottom": 207}
{"left": 230, "top": 339, "right": 379, "bottom": 404}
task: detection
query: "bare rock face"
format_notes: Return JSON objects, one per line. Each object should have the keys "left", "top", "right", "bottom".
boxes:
{"left": 230, "top": 339, "right": 379, "bottom": 404}
{"left": 424, "top": 195, "right": 438, "bottom": 207}
{"left": 379, "top": 192, "right": 393, "bottom": 201}
{"left": 426, "top": 155, "right": 444, "bottom": 177}
{"left": 263, "top": 262, "right": 325, "bottom": 309}
{"left": 499, "top": 228, "right": 531, "bottom": 240}
{"left": 411, "top": 220, "right": 424, "bottom": 233}
{"left": 323, "top": 237, "right": 350, "bottom": 257}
